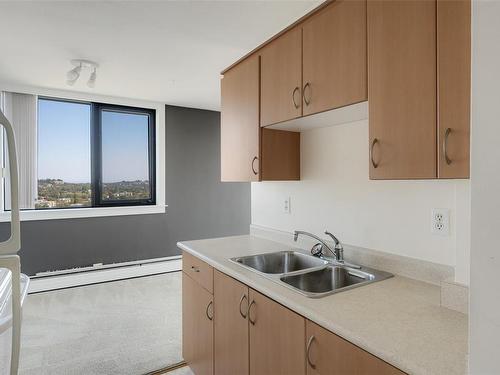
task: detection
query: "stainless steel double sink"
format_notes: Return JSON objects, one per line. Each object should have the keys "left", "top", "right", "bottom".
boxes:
{"left": 231, "top": 251, "right": 393, "bottom": 298}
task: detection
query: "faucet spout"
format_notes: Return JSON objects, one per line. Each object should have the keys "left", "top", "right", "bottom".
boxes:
{"left": 293, "top": 230, "right": 337, "bottom": 260}
{"left": 294, "top": 230, "right": 361, "bottom": 269}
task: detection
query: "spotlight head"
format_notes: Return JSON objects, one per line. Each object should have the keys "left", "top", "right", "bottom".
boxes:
{"left": 87, "top": 69, "right": 96, "bottom": 88}
{"left": 66, "top": 65, "right": 81, "bottom": 85}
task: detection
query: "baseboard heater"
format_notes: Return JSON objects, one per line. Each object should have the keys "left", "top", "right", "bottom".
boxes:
{"left": 28, "top": 256, "right": 182, "bottom": 294}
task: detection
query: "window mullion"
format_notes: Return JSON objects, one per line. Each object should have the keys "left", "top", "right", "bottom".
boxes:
{"left": 90, "top": 103, "right": 102, "bottom": 208}
{"left": 148, "top": 112, "right": 156, "bottom": 205}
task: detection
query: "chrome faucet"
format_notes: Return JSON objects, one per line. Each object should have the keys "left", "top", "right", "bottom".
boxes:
{"left": 293, "top": 230, "right": 344, "bottom": 263}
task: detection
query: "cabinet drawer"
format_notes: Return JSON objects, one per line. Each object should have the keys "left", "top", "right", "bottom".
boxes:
{"left": 183, "top": 251, "right": 214, "bottom": 294}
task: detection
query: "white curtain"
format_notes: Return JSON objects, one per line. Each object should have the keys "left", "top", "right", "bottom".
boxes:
{"left": 1, "top": 92, "right": 37, "bottom": 210}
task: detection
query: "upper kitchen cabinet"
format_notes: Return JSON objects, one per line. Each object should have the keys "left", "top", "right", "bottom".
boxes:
{"left": 368, "top": 0, "right": 470, "bottom": 180}
{"left": 260, "top": 27, "right": 303, "bottom": 127}
{"left": 302, "top": 0, "right": 367, "bottom": 116}
{"left": 260, "top": 1, "right": 368, "bottom": 126}
{"left": 221, "top": 54, "right": 300, "bottom": 182}
{"left": 368, "top": 0, "right": 437, "bottom": 179}
{"left": 222, "top": 0, "right": 470, "bottom": 181}
{"left": 437, "top": 0, "right": 471, "bottom": 179}
{"left": 221, "top": 55, "right": 260, "bottom": 181}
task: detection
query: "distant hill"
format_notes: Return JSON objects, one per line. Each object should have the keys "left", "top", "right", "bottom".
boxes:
{"left": 36, "top": 179, "right": 150, "bottom": 208}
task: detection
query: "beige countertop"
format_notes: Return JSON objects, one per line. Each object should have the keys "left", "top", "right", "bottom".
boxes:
{"left": 177, "top": 235, "right": 468, "bottom": 375}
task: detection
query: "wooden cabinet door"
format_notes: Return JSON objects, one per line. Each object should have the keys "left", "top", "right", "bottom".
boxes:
{"left": 214, "top": 271, "right": 249, "bottom": 375}
{"left": 302, "top": 0, "right": 367, "bottom": 116}
{"left": 260, "top": 27, "right": 302, "bottom": 127}
{"left": 368, "top": 0, "right": 437, "bottom": 179}
{"left": 306, "top": 321, "right": 404, "bottom": 375}
{"left": 248, "top": 289, "right": 305, "bottom": 375}
{"left": 182, "top": 272, "right": 214, "bottom": 375}
{"left": 437, "top": 0, "right": 471, "bottom": 178}
{"left": 221, "top": 54, "right": 260, "bottom": 181}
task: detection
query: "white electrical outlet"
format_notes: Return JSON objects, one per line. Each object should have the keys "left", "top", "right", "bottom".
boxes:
{"left": 431, "top": 208, "right": 450, "bottom": 235}
{"left": 284, "top": 197, "right": 291, "bottom": 214}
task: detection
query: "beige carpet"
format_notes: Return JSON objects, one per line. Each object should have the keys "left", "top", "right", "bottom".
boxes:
{"left": 19, "top": 272, "right": 183, "bottom": 375}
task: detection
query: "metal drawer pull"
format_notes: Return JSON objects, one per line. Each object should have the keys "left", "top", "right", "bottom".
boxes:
{"left": 239, "top": 294, "right": 248, "bottom": 319}
{"left": 370, "top": 138, "right": 379, "bottom": 169}
{"left": 443, "top": 127, "right": 452, "bottom": 165}
{"left": 206, "top": 300, "right": 213, "bottom": 321}
{"left": 292, "top": 86, "right": 300, "bottom": 109}
{"left": 191, "top": 265, "right": 200, "bottom": 273}
{"left": 303, "top": 82, "right": 311, "bottom": 106}
{"left": 251, "top": 156, "right": 259, "bottom": 175}
{"left": 248, "top": 300, "right": 256, "bottom": 325}
{"left": 306, "top": 335, "right": 316, "bottom": 369}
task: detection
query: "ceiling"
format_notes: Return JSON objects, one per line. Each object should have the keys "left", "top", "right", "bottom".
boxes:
{"left": 0, "top": 1, "right": 321, "bottom": 111}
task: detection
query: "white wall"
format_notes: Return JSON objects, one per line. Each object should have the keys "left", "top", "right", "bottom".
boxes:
{"left": 252, "top": 120, "right": 470, "bottom": 284}
{"left": 469, "top": 0, "right": 500, "bottom": 372}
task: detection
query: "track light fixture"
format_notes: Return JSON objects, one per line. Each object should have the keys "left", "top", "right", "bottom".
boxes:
{"left": 66, "top": 59, "right": 99, "bottom": 88}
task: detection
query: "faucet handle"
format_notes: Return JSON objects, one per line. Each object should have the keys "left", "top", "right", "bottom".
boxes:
{"left": 324, "top": 230, "right": 341, "bottom": 247}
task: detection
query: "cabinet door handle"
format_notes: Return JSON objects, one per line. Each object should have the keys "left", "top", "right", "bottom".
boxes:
{"left": 443, "top": 127, "right": 452, "bottom": 165}
{"left": 370, "top": 138, "right": 379, "bottom": 169}
{"left": 292, "top": 86, "right": 301, "bottom": 109}
{"left": 306, "top": 335, "right": 316, "bottom": 369}
{"left": 303, "top": 82, "right": 311, "bottom": 106}
{"left": 206, "top": 300, "right": 213, "bottom": 321}
{"left": 190, "top": 265, "right": 200, "bottom": 273}
{"left": 248, "top": 300, "right": 256, "bottom": 325}
{"left": 251, "top": 156, "right": 259, "bottom": 175}
{"left": 239, "top": 294, "right": 248, "bottom": 319}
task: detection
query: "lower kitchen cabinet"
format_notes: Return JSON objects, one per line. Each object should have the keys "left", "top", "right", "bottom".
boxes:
{"left": 306, "top": 321, "right": 404, "bottom": 375}
{"left": 182, "top": 272, "right": 214, "bottom": 375}
{"left": 214, "top": 271, "right": 249, "bottom": 375}
{"left": 248, "top": 289, "right": 306, "bottom": 375}
{"left": 182, "top": 254, "right": 406, "bottom": 375}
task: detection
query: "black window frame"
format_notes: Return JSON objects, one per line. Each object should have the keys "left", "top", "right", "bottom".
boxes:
{"left": 92, "top": 102, "right": 156, "bottom": 207}
{"left": 36, "top": 97, "right": 156, "bottom": 210}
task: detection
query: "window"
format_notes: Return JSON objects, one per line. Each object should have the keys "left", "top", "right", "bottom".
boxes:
{"left": 35, "top": 98, "right": 156, "bottom": 210}
{"left": 37, "top": 99, "right": 91, "bottom": 208}
{"left": 94, "top": 104, "right": 156, "bottom": 206}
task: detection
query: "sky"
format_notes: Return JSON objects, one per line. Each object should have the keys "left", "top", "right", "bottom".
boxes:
{"left": 38, "top": 99, "right": 150, "bottom": 183}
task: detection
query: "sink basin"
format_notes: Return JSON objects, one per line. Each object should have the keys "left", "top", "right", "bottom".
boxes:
{"left": 280, "top": 265, "right": 393, "bottom": 297}
{"left": 231, "top": 251, "right": 393, "bottom": 298}
{"left": 231, "top": 251, "right": 328, "bottom": 275}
